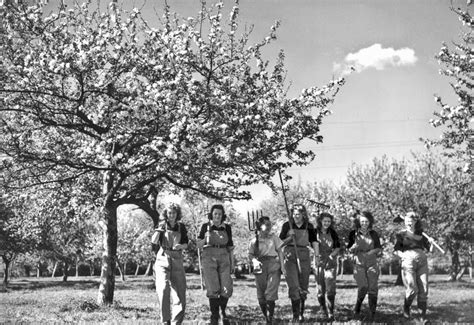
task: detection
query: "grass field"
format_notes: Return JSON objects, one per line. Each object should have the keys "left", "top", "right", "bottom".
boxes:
{"left": 1, "top": 274, "right": 473, "bottom": 324}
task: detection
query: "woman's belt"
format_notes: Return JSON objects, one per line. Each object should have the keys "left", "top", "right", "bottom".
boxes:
{"left": 258, "top": 256, "right": 277, "bottom": 260}
{"left": 204, "top": 244, "right": 227, "bottom": 249}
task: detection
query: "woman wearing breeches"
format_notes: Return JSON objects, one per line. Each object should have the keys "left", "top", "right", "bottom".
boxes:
{"left": 197, "top": 204, "right": 235, "bottom": 325}
{"left": 347, "top": 210, "right": 382, "bottom": 321}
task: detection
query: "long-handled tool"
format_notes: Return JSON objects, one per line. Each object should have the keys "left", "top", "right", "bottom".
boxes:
{"left": 248, "top": 210, "right": 264, "bottom": 274}
{"left": 278, "top": 169, "right": 302, "bottom": 276}
{"left": 391, "top": 208, "right": 446, "bottom": 254}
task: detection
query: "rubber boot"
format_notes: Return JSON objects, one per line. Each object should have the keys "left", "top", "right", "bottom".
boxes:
{"left": 368, "top": 294, "right": 377, "bottom": 321}
{"left": 403, "top": 297, "right": 412, "bottom": 319}
{"left": 299, "top": 298, "right": 306, "bottom": 321}
{"left": 353, "top": 291, "right": 366, "bottom": 320}
{"left": 418, "top": 301, "right": 428, "bottom": 324}
{"left": 327, "top": 295, "right": 335, "bottom": 321}
{"left": 259, "top": 300, "right": 268, "bottom": 322}
{"left": 266, "top": 300, "right": 275, "bottom": 324}
{"left": 209, "top": 298, "right": 220, "bottom": 325}
{"left": 317, "top": 294, "right": 328, "bottom": 319}
{"left": 291, "top": 299, "right": 300, "bottom": 321}
{"left": 220, "top": 296, "right": 230, "bottom": 325}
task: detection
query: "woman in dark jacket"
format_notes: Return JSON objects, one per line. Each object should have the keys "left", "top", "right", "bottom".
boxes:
{"left": 315, "top": 212, "right": 341, "bottom": 321}
{"left": 347, "top": 211, "right": 382, "bottom": 321}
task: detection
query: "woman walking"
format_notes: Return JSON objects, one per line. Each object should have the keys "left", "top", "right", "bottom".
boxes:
{"left": 152, "top": 203, "right": 189, "bottom": 325}
{"left": 197, "top": 204, "right": 235, "bottom": 325}
{"left": 347, "top": 210, "right": 382, "bottom": 321}
{"left": 248, "top": 216, "right": 285, "bottom": 324}
{"left": 394, "top": 211, "right": 433, "bottom": 323}
{"left": 279, "top": 204, "right": 319, "bottom": 322}
{"left": 315, "top": 212, "right": 341, "bottom": 321}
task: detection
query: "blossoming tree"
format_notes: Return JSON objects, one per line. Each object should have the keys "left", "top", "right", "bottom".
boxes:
{"left": 0, "top": 1, "right": 343, "bottom": 304}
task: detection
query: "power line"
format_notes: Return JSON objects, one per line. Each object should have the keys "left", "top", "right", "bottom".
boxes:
{"left": 324, "top": 118, "right": 429, "bottom": 125}
{"left": 305, "top": 140, "right": 423, "bottom": 151}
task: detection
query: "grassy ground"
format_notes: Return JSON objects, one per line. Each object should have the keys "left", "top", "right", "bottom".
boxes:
{"left": 0, "top": 274, "right": 473, "bottom": 324}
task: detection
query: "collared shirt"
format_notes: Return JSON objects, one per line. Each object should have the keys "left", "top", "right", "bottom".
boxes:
{"left": 198, "top": 222, "right": 234, "bottom": 247}
{"left": 248, "top": 233, "right": 283, "bottom": 258}
{"left": 279, "top": 221, "right": 318, "bottom": 244}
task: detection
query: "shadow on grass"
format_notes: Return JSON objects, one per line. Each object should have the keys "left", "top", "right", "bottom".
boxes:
{"left": 6, "top": 278, "right": 99, "bottom": 291}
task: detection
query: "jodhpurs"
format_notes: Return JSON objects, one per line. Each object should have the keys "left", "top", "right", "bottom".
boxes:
{"left": 401, "top": 249, "right": 428, "bottom": 304}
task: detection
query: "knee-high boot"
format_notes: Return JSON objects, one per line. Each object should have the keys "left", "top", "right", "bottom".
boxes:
{"left": 299, "top": 298, "right": 306, "bottom": 321}
{"left": 368, "top": 294, "right": 377, "bottom": 321}
{"left": 354, "top": 291, "right": 366, "bottom": 318}
{"left": 291, "top": 299, "right": 300, "bottom": 321}
{"left": 219, "top": 296, "right": 230, "bottom": 325}
{"left": 327, "top": 295, "right": 335, "bottom": 321}
{"left": 403, "top": 297, "right": 413, "bottom": 319}
{"left": 317, "top": 294, "right": 328, "bottom": 318}
{"left": 418, "top": 301, "right": 427, "bottom": 322}
{"left": 258, "top": 300, "right": 268, "bottom": 321}
{"left": 209, "top": 298, "right": 220, "bottom": 325}
{"left": 266, "top": 300, "right": 275, "bottom": 324}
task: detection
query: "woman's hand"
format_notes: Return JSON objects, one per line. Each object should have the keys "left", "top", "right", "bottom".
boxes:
{"left": 196, "top": 239, "right": 206, "bottom": 249}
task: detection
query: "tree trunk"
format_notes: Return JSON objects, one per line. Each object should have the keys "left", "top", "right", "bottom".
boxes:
{"left": 144, "top": 262, "right": 152, "bottom": 277}
{"left": 2, "top": 257, "right": 10, "bottom": 285}
{"left": 124, "top": 261, "right": 127, "bottom": 277}
{"left": 395, "top": 266, "right": 403, "bottom": 286}
{"left": 62, "top": 261, "right": 69, "bottom": 282}
{"left": 135, "top": 263, "right": 140, "bottom": 276}
{"left": 449, "top": 249, "right": 460, "bottom": 281}
{"left": 76, "top": 258, "right": 79, "bottom": 277}
{"left": 97, "top": 201, "right": 118, "bottom": 305}
{"left": 89, "top": 261, "right": 94, "bottom": 276}
{"left": 36, "top": 263, "right": 41, "bottom": 278}
{"left": 52, "top": 261, "right": 58, "bottom": 278}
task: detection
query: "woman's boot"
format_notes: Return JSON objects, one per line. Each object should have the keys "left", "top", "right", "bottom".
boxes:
{"left": 209, "top": 298, "right": 220, "bottom": 325}
{"left": 266, "top": 300, "right": 275, "bottom": 324}
{"left": 403, "top": 297, "right": 412, "bottom": 319}
{"left": 299, "top": 298, "right": 306, "bottom": 321}
{"left": 258, "top": 299, "right": 268, "bottom": 322}
{"left": 418, "top": 300, "right": 428, "bottom": 323}
{"left": 291, "top": 299, "right": 300, "bottom": 321}
{"left": 219, "top": 296, "right": 230, "bottom": 325}
{"left": 368, "top": 294, "right": 377, "bottom": 321}
{"left": 353, "top": 291, "right": 366, "bottom": 320}
{"left": 317, "top": 294, "right": 328, "bottom": 319}
{"left": 327, "top": 295, "right": 335, "bottom": 321}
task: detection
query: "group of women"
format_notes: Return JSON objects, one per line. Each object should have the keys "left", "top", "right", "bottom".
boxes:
{"left": 151, "top": 202, "right": 434, "bottom": 324}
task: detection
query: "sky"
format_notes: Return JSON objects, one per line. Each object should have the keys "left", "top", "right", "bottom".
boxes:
{"left": 42, "top": 0, "right": 469, "bottom": 214}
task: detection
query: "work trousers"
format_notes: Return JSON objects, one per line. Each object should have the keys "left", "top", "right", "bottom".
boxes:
{"left": 255, "top": 257, "right": 281, "bottom": 302}
{"left": 155, "top": 250, "right": 186, "bottom": 324}
{"left": 283, "top": 247, "right": 311, "bottom": 300}
{"left": 202, "top": 247, "right": 233, "bottom": 298}
{"left": 354, "top": 263, "right": 379, "bottom": 296}
{"left": 401, "top": 249, "right": 429, "bottom": 304}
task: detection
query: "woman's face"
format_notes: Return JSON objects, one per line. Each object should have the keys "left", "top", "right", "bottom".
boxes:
{"left": 293, "top": 209, "right": 304, "bottom": 224}
{"left": 322, "top": 216, "right": 332, "bottom": 230}
{"left": 405, "top": 216, "right": 415, "bottom": 231}
{"left": 211, "top": 208, "right": 223, "bottom": 225}
{"left": 168, "top": 209, "right": 178, "bottom": 224}
{"left": 260, "top": 220, "right": 272, "bottom": 235}
{"left": 360, "top": 216, "right": 370, "bottom": 231}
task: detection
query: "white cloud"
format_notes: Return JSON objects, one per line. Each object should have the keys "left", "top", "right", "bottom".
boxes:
{"left": 334, "top": 43, "right": 418, "bottom": 77}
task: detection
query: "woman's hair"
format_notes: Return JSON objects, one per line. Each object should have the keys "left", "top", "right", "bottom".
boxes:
{"left": 316, "top": 212, "right": 335, "bottom": 231}
{"left": 161, "top": 203, "right": 183, "bottom": 221}
{"left": 208, "top": 204, "right": 227, "bottom": 222}
{"left": 405, "top": 211, "right": 423, "bottom": 235}
{"left": 291, "top": 204, "right": 308, "bottom": 222}
{"left": 353, "top": 210, "right": 375, "bottom": 230}
{"left": 257, "top": 216, "right": 270, "bottom": 230}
